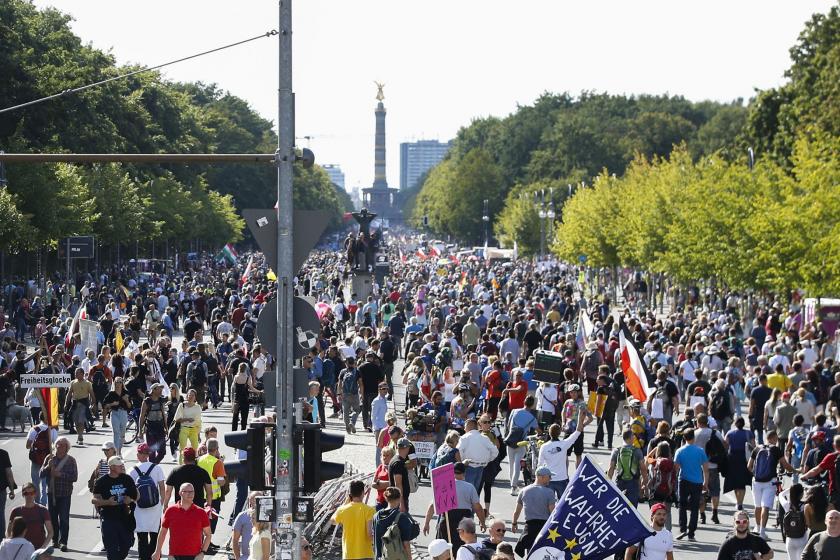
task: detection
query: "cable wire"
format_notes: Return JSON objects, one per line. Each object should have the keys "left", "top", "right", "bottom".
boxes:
{"left": 0, "top": 29, "right": 278, "bottom": 115}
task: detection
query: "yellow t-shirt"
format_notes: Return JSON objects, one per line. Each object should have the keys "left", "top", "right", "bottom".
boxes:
{"left": 333, "top": 501, "right": 375, "bottom": 559}
{"left": 766, "top": 373, "right": 792, "bottom": 392}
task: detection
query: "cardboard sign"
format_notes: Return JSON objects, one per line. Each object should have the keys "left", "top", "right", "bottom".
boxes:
{"left": 431, "top": 463, "right": 457, "bottom": 515}
{"left": 413, "top": 441, "right": 436, "bottom": 460}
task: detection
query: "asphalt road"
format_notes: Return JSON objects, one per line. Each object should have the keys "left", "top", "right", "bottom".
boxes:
{"left": 2, "top": 343, "right": 794, "bottom": 560}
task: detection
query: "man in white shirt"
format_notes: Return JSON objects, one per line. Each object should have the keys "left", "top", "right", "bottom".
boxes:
{"left": 768, "top": 345, "right": 791, "bottom": 374}
{"left": 624, "top": 503, "right": 674, "bottom": 560}
{"left": 456, "top": 419, "right": 499, "bottom": 492}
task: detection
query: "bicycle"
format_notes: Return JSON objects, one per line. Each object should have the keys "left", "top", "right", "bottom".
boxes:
{"left": 123, "top": 408, "right": 141, "bottom": 444}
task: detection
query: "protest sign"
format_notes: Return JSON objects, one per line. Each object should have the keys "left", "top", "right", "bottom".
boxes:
{"left": 430, "top": 463, "right": 457, "bottom": 515}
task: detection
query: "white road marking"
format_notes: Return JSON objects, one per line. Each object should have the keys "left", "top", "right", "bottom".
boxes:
{"left": 1, "top": 439, "right": 13, "bottom": 446}
{"left": 85, "top": 540, "right": 104, "bottom": 557}
{"left": 77, "top": 486, "right": 89, "bottom": 496}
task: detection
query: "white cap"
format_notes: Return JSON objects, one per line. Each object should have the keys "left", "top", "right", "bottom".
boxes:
{"left": 428, "top": 539, "right": 453, "bottom": 558}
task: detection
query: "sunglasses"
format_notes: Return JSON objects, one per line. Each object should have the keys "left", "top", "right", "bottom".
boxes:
{"left": 23, "top": 491, "right": 35, "bottom": 496}
{"left": 494, "top": 528, "right": 506, "bottom": 533}
{"left": 735, "top": 519, "right": 749, "bottom": 524}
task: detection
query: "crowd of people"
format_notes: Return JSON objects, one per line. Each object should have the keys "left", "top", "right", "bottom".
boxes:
{"left": 301, "top": 234, "right": 840, "bottom": 560}
{"left": 3, "top": 233, "right": 840, "bottom": 560}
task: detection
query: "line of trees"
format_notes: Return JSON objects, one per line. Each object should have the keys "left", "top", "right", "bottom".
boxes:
{"left": 407, "top": 3, "right": 840, "bottom": 297}
{"left": 0, "top": 0, "right": 352, "bottom": 263}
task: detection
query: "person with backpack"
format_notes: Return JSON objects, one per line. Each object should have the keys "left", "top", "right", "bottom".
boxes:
{"left": 26, "top": 411, "right": 56, "bottom": 506}
{"left": 802, "top": 434, "right": 840, "bottom": 513}
{"left": 787, "top": 414, "right": 810, "bottom": 483}
{"left": 339, "top": 356, "right": 362, "bottom": 433}
{"left": 129, "top": 443, "right": 165, "bottom": 560}
{"left": 646, "top": 442, "right": 677, "bottom": 530}
{"left": 695, "top": 413, "right": 728, "bottom": 524}
{"left": 748, "top": 430, "right": 795, "bottom": 540}
{"left": 579, "top": 341, "right": 603, "bottom": 393}
{"left": 608, "top": 429, "right": 648, "bottom": 507}
{"left": 332, "top": 480, "right": 375, "bottom": 560}
{"left": 373, "top": 486, "right": 420, "bottom": 560}
{"left": 783, "top": 483, "right": 809, "bottom": 560}
{"left": 709, "top": 379, "right": 735, "bottom": 434}
{"left": 185, "top": 350, "right": 208, "bottom": 409}
{"left": 673, "top": 430, "right": 709, "bottom": 541}
{"left": 505, "top": 395, "right": 540, "bottom": 494}
{"left": 594, "top": 371, "right": 620, "bottom": 449}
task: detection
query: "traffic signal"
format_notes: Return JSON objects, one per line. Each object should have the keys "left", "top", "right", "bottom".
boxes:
{"left": 224, "top": 423, "right": 275, "bottom": 490}
{"left": 296, "top": 424, "right": 345, "bottom": 493}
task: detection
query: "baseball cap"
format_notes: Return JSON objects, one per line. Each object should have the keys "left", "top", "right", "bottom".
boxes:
{"left": 137, "top": 443, "right": 151, "bottom": 455}
{"left": 650, "top": 502, "right": 668, "bottom": 515}
{"left": 536, "top": 465, "right": 552, "bottom": 477}
{"left": 182, "top": 447, "right": 197, "bottom": 460}
{"left": 428, "top": 539, "right": 453, "bottom": 558}
{"left": 101, "top": 441, "right": 116, "bottom": 451}
{"left": 107, "top": 456, "right": 124, "bottom": 467}
{"left": 396, "top": 438, "right": 411, "bottom": 449}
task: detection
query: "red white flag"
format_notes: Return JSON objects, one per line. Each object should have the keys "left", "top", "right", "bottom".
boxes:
{"left": 415, "top": 249, "right": 427, "bottom": 260}
{"left": 618, "top": 317, "right": 652, "bottom": 404}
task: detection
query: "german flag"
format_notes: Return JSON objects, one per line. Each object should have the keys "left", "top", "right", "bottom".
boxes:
{"left": 39, "top": 387, "right": 60, "bottom": 428}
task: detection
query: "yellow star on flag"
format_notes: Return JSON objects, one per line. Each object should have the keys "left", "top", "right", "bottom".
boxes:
{"left": 547, "top": 529, "right": 561, "bottom": 543}
{"left": 571, "top": 553, "right": 581, "bottom": 560}
{"left": 564, "top": 538, "right": 577, "bottom": 550}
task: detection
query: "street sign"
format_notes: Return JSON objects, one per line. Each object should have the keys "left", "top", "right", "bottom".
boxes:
{"left": 21, "top": 372, "right": 72, "bottom": 388}
{"left": 256, "top": 297, "right": 321, "bottom": 359}
{"left": 243, "top": 209, "right": 331, "bottom": 274}
{"left": 62, "top": 236, "right": 95, "bottom": 258}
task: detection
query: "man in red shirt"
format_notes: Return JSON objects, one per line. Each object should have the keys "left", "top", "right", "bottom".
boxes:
{"left": 803, "top": 434, "right": 840, "bottom": 509}
{"left": 503, "top": 369, "right": 529, "bottom": 411}
{"left": 152, "top": 483, "right": 211, "bottom": 560}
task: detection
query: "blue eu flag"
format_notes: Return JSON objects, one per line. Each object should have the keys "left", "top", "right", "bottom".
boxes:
{"left": 527, "top": 456, "right": 653, "bottom": 560}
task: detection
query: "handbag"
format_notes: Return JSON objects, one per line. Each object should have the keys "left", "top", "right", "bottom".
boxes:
{"left": 503, "top": 425, "right": 526, "bottom": 447}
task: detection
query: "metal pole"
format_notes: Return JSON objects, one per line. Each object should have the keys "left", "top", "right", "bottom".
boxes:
{"left": 276, "top": 2, "right": 297, "bottom": 560}
{"left": 65, "top": 238, "right": 71, "bottom": 309}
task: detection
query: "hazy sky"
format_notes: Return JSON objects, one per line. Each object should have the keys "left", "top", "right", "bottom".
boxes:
{"left": 31, "top": 0, "right": 836, "bottom": 193}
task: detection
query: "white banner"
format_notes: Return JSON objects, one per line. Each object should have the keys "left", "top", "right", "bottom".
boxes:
{"left": 21, "top": 372, "right": 72, "bottom": 388}
{"left": 80, "top": 319, "right": 99, "bottom": 354}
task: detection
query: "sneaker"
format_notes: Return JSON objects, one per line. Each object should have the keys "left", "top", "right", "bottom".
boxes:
{"left": 592, "top": 442, "right": 600, "bottom": 448}
{"left": 687, "top": 535, "right": 696, "bottom": 542}
{"left": 510, "top": 487, "right": 517, "bottom": 496}
{"left": 676, "top": 532, "right": 688, "bottom": 540}
{"left": 60, "top": 545, "right": 68, "bottom": 552}
{"left": 351, "top": 425, "right": 357, "bottom": 434}
{"left": 346, "top": 426, "right": 352, "bottom": 434}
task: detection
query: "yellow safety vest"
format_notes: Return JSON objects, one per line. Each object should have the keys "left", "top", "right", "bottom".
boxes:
{"left": 197, "top": 454, "right": 221, "bottom": 499}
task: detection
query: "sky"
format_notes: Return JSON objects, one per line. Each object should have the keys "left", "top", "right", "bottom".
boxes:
{"left": 31, "top": 0, "right": 837, "bottom": 193}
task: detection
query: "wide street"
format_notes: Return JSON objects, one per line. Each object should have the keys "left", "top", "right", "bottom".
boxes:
{"left": 3, "top": 341, "right": 792, "bottom": 560}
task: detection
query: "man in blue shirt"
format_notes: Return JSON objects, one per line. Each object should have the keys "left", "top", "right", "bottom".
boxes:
{"left": 674, "top": 430, "right": 709, "bottom": 541}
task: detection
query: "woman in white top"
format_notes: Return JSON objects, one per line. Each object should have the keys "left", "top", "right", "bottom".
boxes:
{"left": 249, "top": 515, "right": 271, "bottom": 560}
{"left": 173, "top": 389, "right": 202, "bottom": 463}
{"left": 535, "top": 382, "right": 558, "bottom": 427}
{"left": 0, "top": 517, "right": 35, "bottom": 560}
{"left": 441, "top": 367, "right": 458, "bottom": 407}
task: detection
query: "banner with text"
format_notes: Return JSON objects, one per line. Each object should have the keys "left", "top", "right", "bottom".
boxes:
{"left": 527, "top": 455, "right": 653, "bottom": 560}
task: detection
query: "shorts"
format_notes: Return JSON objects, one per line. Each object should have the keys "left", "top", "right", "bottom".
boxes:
{"left": 566, "top": 433, "right": 584, "bottom": 456}
{"left": 707, "top": 468, "right": 720, "bottom": 498}
{"left": 752, "top": 480, "right": 776, "bottom": 509}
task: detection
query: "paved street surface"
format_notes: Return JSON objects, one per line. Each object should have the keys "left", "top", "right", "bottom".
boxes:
{"left": 3, "top": 345, "right": 791, "bottom": 560}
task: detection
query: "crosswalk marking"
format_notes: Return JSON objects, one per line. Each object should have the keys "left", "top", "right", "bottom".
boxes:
{"left": 85, "top": 540, "right": 104, "bottom": 558}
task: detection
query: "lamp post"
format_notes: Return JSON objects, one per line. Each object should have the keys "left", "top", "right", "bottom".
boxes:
{"left": 482, "top": 198, "right": 489, "bottom": 246}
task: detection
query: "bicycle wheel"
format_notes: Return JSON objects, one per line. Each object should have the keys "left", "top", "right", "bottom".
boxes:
{"left": 124, "top": 416, "right": 138, "bottom": 444}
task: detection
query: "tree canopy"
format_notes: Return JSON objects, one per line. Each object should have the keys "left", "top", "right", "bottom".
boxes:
{"left": 0, "top": 0, "right": 351, "bottom": 254}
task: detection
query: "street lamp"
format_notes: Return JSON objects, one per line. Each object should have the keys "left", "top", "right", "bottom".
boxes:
{"left": 482, "top": 198, "right": 489, "bottom": 246}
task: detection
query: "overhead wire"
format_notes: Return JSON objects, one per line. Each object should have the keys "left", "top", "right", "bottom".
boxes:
{"left": 0, "top": 29, "right": 279, "bottom": 115}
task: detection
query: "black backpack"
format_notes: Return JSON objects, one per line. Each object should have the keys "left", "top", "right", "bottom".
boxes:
{"left": 710, "top": 391, "right": 731, "bottom": 420}
{"left": 705, "top": 431, "right": 727, "bottom": 467}
{"left": 783, "top": 506, "right": 807, "bottom": 539}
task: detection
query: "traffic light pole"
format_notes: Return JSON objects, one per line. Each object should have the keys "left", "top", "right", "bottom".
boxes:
{"left": 275, "top": 1, "right": 298, "bottom": 560}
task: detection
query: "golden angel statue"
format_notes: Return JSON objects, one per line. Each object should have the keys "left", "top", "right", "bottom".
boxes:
{"left": 374, "top": 81, "right": 385, "bottom": 102}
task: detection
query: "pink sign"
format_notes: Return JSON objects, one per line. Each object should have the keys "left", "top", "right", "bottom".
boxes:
{"left": 431, "top": 463, "right": 457, "bottom": 515}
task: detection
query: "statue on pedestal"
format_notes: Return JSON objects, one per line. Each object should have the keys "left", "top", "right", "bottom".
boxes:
{"left": 347, "top": 208, "right": 380, "bottom": 271}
